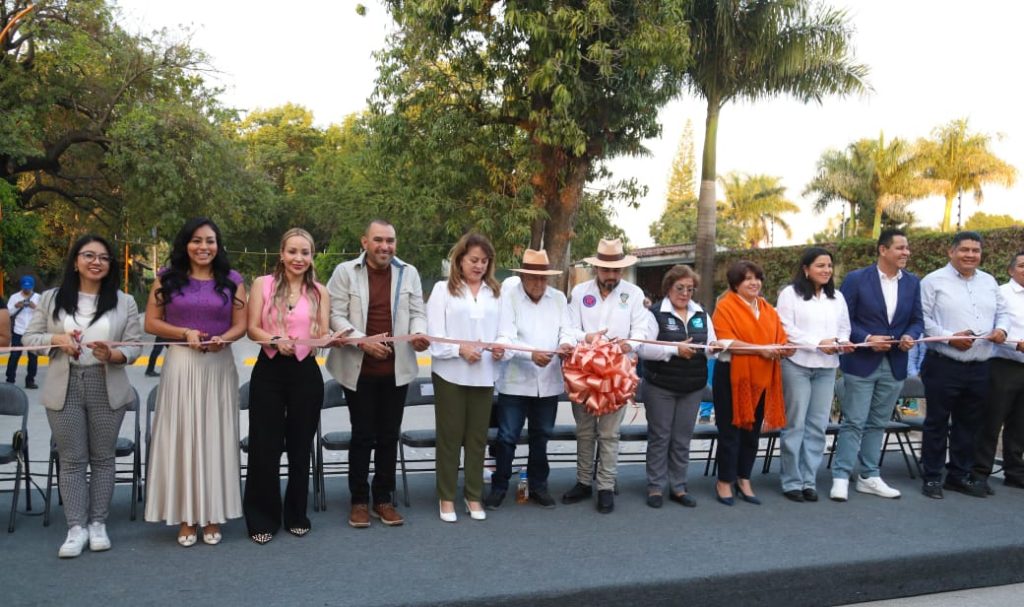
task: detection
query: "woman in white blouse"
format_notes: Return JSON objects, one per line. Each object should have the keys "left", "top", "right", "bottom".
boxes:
{"left": 24, "top": 235, "right": 143, "bottom": 557}
{"left": 427, "top": 233, "right": 504, "bottom": 523}
{"left": 776, "top": 247, "right": 852, "bottom": 502}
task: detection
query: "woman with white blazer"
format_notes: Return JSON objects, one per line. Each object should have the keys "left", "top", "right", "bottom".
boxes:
{"left": 24, "top": 235, "right": 143, "bottom": 558}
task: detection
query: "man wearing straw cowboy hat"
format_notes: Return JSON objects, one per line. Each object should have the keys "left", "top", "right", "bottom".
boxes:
{"left": 563, "top": 238, "right": 648, "bottom": 513}
{"left": 486, "top": 249, "right": 576, "bottom": 510}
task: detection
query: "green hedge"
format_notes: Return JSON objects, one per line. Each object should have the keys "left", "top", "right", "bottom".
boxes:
{"left": 713, "top": 226, "right": 1024, "bottom": 302}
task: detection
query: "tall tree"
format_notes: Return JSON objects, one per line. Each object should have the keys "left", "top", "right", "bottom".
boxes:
{"left": 804, "top": 146, "right": 875, "bottom": 238}
{"left": 682, "top": 0, "right": 868, "bottom": 305}
{"left": 1, "top": 0, "right": 271, "bottom": 249}
{"left": 719, "top": 172, "right": 799, "bottom": 248}
{"left": 921, "top": 118, "right": 1017, "bottom": 232}
{"left": 650, "top": 120, "right": 699, "bottom": 245}
{"left": 374, "top": 0, "right": 692, "bottom": 279}
{"left": 857, "top": 134, "right": 933, "bottom": 239}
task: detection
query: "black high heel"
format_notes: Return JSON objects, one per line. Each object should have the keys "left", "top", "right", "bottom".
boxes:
{"left": 715, "top": 484, "right": 735, "bottom": 506}
{"left": 735, "top": 482, "right": 762, "bottom": 505}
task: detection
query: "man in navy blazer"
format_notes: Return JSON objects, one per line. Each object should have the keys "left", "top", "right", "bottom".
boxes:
{"left": 831, "top": 229, "right": 924, "bottom": 501}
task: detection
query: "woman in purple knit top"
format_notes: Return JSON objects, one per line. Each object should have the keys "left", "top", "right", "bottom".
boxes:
{"left": 143, "top": 218, "right": 248, "bottom": 547}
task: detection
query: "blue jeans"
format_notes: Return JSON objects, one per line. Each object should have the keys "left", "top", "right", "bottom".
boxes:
{"left": 492, "top": 394, "right": 557, "bottom": 492}
{"left": 832, "top": 358, "right": 904, "bottom": 480}
{"left": 780, "top": 360, "right": 836, "bottom": 491}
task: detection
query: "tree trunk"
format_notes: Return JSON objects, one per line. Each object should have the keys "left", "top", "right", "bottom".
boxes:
{"left": 695, "top": 99, "right": 720, "bottom": 310}
{"left": 871, "top": 196, "right": 884, "bottom": 239}
{"left": 529, "top": 144, "right": 589, "bottom": 292}
{"left": 941, "top": 193, "right": 955, "bottom": 232}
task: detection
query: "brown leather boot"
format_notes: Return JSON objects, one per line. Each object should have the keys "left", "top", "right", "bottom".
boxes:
{"left": 348, "top": 504, "right": 371, "bottom": 528}
{"left": 371, "top": 503, "right": 405, "bottom": 526}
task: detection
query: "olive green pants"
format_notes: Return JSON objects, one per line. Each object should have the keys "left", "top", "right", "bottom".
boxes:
{"left": 432, "top": 373, "right": 494, "bottom": 502}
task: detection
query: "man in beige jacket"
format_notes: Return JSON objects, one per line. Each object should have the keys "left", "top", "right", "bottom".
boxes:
{"left": 326, "top": 219, "right": 430, "bottom": 528}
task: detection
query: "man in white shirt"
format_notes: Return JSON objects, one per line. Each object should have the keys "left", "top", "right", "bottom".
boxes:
{"left": 6, "top": 275, "right": 40, "bottom": 389}
{"left": 563, "top": 238, "right": 648, "bottom": 514}
{"left": 920, "top": 231, "right": 1008, "bottom": 499}
{"left": 485, "top": 250, "right": 575, "bottom": 510}
{"left": 972, "top": 251, "right": 1024, "bottom": 491}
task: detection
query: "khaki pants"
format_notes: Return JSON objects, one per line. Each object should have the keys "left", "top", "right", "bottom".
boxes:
{"left": 572, "top": 404, "right": 626, "bottom": 491}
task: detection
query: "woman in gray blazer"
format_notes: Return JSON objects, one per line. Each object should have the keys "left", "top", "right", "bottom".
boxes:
{"left": 24, "top": 235, "right": 142, "bottom": 558}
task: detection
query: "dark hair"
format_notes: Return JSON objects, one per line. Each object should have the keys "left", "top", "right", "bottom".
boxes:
{"left": 1009, "top": 251, "right": 1024, "bottom": 272}
{"left": 791, "top": 247, "right": 836, "bottom": 300}
{"left": 156, "top": 218, "right": 240, "bottom": 307}
{"left": 53, "top": 235, "right": 120, "bottom": 325}
{"left": 877, "top": 228, "right": 906, "bottom": 253}
{"left": 364, "top": 218, "right": 394, "bottom": 234}
{"left": 726, "top": 260, "right": 764, "bottom": 291}
{"left": 951, "top": 230, "right": 983, "bottom": 248}
{"left": 660, "top": 264, "right": 700, "bottom": 296}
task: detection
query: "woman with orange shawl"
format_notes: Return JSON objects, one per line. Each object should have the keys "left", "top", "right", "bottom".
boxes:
{"left": 711, "top": 261, "right": 793, "bottom": 506}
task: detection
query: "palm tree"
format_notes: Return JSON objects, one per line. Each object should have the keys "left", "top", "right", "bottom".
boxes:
{"left": 806, "top": 135, "right": 933, "bottom": 239}
{"left": 921, "top": 118, "right": 1017, "bottom": 232}
{"left": 858, "top": 134, "right": 934, "bottom": 239}
{"left": 719, "top": 173, "right": 800, "bottom": 248}
{"left": 803, "top": 147, "right": 874, "bottom": 238}
{"left": 683, "top": 0, "right": 869, "bottom": 306}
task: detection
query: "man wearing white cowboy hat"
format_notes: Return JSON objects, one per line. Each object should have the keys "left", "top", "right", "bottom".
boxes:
{"left": 486, "top": 249, "right": 577, "bottom": 510}
{"left": 563, "top": 238, "right": 648, "bottom": 513}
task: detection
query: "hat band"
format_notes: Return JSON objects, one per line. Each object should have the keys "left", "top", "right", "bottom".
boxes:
{"left": 521, "top": 262, "right": 551, "bottom": 271}
{"left": 596, "top": 252, "right": 625, "bottom": 262}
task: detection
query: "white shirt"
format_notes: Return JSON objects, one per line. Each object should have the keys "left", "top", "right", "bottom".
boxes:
{"left": 495, "top": 283, "right": 576, "bottom": 397}
{"left": 7, "top": 290, "right": 41, "bottom": 335}
{"left": 775, "top": 285, "right": 851, "bottom": 369}
{"left": 638, "top": 298, "right": 717, "bottom": 362}
{"left": 427, "top": 281, "right": 502, "bottom": 387}
{"left": 921, "top": 263, "right": 1008, "bottom": 362}
{"left": 567, "top": 279, "right": 648, "bottom": 343}
{"left": 994, "top": 279, "right": 1024, "bottom": 364}
{"left": 61, "top": 293, "right": 112, "bottom": 367}
{"left": 878, "top": 268, "right": 903, "bottom": 324}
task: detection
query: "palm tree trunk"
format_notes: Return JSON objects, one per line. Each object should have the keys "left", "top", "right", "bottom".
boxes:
{"left": 872, "top": 198, "right": 884, "bottom": 239}
{"left": 695, "top": 99, "right": 720, "bottom": 309}
{"left": 941, "top": 193, "right": 955, "bottom": 232}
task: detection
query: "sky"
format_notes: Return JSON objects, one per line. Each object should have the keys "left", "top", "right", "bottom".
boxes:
{"left": 115, "top": 0, "right": 1024, "bottom": 248}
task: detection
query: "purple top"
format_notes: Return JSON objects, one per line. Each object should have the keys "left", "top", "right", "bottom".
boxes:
{"left": 161, "top": 269, "right": 244, "bottom": 338}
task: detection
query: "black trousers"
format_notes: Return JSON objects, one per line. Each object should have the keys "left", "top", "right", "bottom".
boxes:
{"left": 974, "top": 357, "right": 1024, "bottom": 483}
{"left": 344, "top": 374, "right": 409, "bottom": 505}
{"left": 243, "top": 352, "right": 323, "bottom": 535}
{"left": 920, "top": 352, "right": 989, "bottom": 483}
{"left": 713, "top": 362, "right": 766, "bottom": 483}
{"left": 145, "top": 336, "right": 169, "bottom": 374}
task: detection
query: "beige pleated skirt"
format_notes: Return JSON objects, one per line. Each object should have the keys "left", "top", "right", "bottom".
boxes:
{"left": 144, "top": 346, "right": 242, "bottom": 525}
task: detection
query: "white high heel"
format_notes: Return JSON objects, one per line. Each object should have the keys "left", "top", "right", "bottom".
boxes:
{"left": 464, "top": 499, "right": 486, "bottom": 521}
{"left": 439, "top": 501, "right": 457, "bottom": 523}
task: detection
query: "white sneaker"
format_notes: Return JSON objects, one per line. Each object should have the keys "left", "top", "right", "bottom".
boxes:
{"left": 830, "top": 478, "right": 849, "bottom": 502}
{"left": 856, "top": 475, "right": 901, "bottom": 499}
{"left": 88, "top": 522, "right": 111, "bottom": 551}
{"left": 58, "top": 526, "right": 89, "bottom": 558}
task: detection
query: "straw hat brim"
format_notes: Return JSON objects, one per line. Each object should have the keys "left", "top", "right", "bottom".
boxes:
{"left": 510, "top": 268, "right": 563, "bottom": 275}
{"left": 583, "top": 254, "right": 638, "bottom": 269}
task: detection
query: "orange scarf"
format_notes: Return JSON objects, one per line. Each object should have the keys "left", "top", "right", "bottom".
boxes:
{"left": 712, "top": 291, "right": 787, "bottom": 431}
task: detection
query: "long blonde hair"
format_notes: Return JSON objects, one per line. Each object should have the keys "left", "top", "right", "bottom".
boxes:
{"left": 268, "top": 228, "right": 320, "bottom": 336}
{"left": 447, "top": 232, "right": 500, "bottom": 297}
